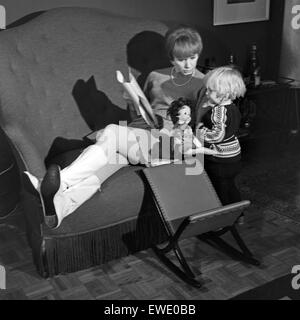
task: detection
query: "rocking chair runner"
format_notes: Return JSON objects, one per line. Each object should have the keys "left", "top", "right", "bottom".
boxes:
{"left": 142, "top": 162, "right": 260, "bottom": 288}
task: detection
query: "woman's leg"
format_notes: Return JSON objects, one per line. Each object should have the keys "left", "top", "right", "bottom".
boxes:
{"left": 42, "top": 124, "right": 147, "bottom": 227}
{"left": 95, "top": 124, "right": 147, "bottom": 164}
{"left": 60, "top": 124, "right": 145, "bottom": 188}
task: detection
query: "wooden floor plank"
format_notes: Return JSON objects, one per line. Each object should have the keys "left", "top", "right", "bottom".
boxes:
{"left": 1, "top": 137, "right": 300, "bottom": 300}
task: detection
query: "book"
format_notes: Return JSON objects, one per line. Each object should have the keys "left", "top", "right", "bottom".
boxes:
{"left": 116, "top": 70, "right": 159, "bottom": 129}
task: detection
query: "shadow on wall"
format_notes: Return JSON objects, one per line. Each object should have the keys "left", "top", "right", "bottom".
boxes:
{"left": 127, "top": 30, "right": 170, "bottom": 87}
{"left": 72, "top": 76, "right": 130, "bottom": 132}
{"left": 45, "top": 30, "right": 170, "bottom": 168}
{"left": 72, "top": 30, "right": 170, "bottom": 132}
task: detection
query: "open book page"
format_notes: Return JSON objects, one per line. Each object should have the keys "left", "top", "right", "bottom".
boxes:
{"left": 116, "top": 70, "right": 158, "bottom": 129}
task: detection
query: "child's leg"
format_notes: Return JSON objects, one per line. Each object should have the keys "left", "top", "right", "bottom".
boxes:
{"left": 227, "top": 178, "right": 241, "bottom": 203}
{"left": 215, "top": 177, "right": 241, "bottom": 205}
{"left": 204, "top": 161, "right": 241, "bottom": 205}
{"left": 205, "top": 160, "right": 244, "bottom": 224}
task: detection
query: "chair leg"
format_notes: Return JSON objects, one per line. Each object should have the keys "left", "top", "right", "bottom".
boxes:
{"left": 198, "top": 226, "right": 260, "bottom": 266}
{"left": 152, "top": 241, "right": 203, "bottom": 288}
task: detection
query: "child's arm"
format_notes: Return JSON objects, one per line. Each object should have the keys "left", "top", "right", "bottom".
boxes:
{"left": 184, "top": 134, "right": 218, "bottom": 156}
{"left": 185, "top": 146, "right": 218, "bottom": 156}
{"left": 199, "top": 105, "right": 227, "bottom": 143}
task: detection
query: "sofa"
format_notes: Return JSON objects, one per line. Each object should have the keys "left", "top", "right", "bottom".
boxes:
{"left": 0, "top": 7, "right": 176, "bottom": 277}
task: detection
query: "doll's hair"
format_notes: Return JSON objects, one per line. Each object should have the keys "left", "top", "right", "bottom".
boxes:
{"left": 165, "top": 25, "right": 203, "bottom": 61}
{"left": 167, "top": 97, "right": 191, "bottom": 125}
{"left": 204, "top": 66, "right": 246, "bottom": 100}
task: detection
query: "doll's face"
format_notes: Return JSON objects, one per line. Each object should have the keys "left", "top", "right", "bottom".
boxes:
{"left": 177, "top": 105, "right": 191, "bottom": 125}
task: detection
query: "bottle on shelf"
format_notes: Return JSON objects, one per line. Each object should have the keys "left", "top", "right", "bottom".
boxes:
{"left": 202, "top": 57, "right": 217, "bottom": 74}
{"left": 203, "top": 58, "right": 210, "bottom": 74}
{"left": 210, "top": 57, "right": 217, "bottom": 69}
{"left": 228, "top": 53, "right": 241, "bottom": 71}
{"left": 247, "top": 44, "right": 261, "bottom": 88}
{"left": 228, "top": 53, "right": 236, "bottom": 68}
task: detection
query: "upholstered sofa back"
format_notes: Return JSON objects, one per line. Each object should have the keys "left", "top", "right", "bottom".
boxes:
{"left": 0, "top": 7, "right": 167, "bottom": 177}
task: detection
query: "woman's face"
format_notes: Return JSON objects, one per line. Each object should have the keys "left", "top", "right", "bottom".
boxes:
{"left": 171, "top": 54, "right": 199, "bottom": 75}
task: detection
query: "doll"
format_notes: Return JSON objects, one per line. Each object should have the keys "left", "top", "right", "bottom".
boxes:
{"left": 167, "top": 97, "right": 217, "bottom": 157}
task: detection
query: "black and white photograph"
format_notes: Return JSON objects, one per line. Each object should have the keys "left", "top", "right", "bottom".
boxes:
{"left": 213, "top": 0, "right": 270, "bottom": 25}
{"left": 0, "top": 0, "right": 299, "bottom": 306}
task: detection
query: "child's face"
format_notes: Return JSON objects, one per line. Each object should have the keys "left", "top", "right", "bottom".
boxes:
{"left": 206, "top": 87, "right": 228, "bottom": 106}
{"left": 177, "top": 105, "right": 191, "bottom": 125}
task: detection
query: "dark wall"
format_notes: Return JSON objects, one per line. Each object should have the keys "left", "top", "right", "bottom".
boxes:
{"left": 189, "top": 0, "right": 285, "bottom": 80}
{"left": 4, "top": 0, "right": 285, "bottom": 80}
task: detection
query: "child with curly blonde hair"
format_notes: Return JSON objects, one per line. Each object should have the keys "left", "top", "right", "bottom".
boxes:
{"left": 198, "top": 66, "right": 246, "bottom": 209}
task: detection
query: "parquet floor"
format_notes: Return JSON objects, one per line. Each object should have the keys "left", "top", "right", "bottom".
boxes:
{"left": 0, "top": 134, "right": 300, "bottom": 300}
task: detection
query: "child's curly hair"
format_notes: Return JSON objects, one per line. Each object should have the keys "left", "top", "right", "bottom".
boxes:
{"left": 167, "top": 97, "right": 191, "bottom": 125}
{"left": 204, "top": 66, "right": 246, "bottom": 100}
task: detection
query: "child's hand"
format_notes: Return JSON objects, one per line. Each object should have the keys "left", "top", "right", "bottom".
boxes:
{"left": 208, "top": 146, "right": 219, "bottom": 155}
{"left": 196, "top": 122, "right": 204, "bottom": 130}
{"left": 199, "top": 127, "right": 206, "bottom": 137}
{"left": 209, "top": 144, "right": 219, "bottom": 155}
{"left": 195, "top": 125, "right": 206, "bottom": 140}
{"left": 174, "top": 137, "right": 182, "bottom": 145}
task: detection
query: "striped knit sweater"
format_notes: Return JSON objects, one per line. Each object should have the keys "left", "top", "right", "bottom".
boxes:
{"left": 201, "top": 103, "right": 241, "bottom": 163}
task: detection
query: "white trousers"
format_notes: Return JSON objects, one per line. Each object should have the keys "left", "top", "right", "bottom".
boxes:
{"left": 25, "top": 124, "right": 152, "bottom": 228}
{"left": 55, "top": 144, "right": 129, "bottom": 227}
{"left": 25, "top": 145, "right": 129, "bottom": 228}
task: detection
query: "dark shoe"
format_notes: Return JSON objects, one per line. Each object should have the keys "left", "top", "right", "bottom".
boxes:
{"left": 40, "top": 164, "right": 61, "bottom": 228}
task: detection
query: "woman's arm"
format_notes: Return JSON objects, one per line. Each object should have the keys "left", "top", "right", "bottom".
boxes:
{"left": 195, "top": 87, "right": 212, "bottom": 126}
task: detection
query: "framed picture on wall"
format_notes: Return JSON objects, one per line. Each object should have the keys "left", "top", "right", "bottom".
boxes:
{"left": 213, "top": 0, "right": 270, "bottom": 26}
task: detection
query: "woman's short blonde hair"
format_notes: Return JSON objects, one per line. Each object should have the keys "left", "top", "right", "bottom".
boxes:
{"left": 205, "top": 66, "right": 246, "bottom": 100}
{"left": 165, "top": 26, "right": 203, "bottom": 61}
